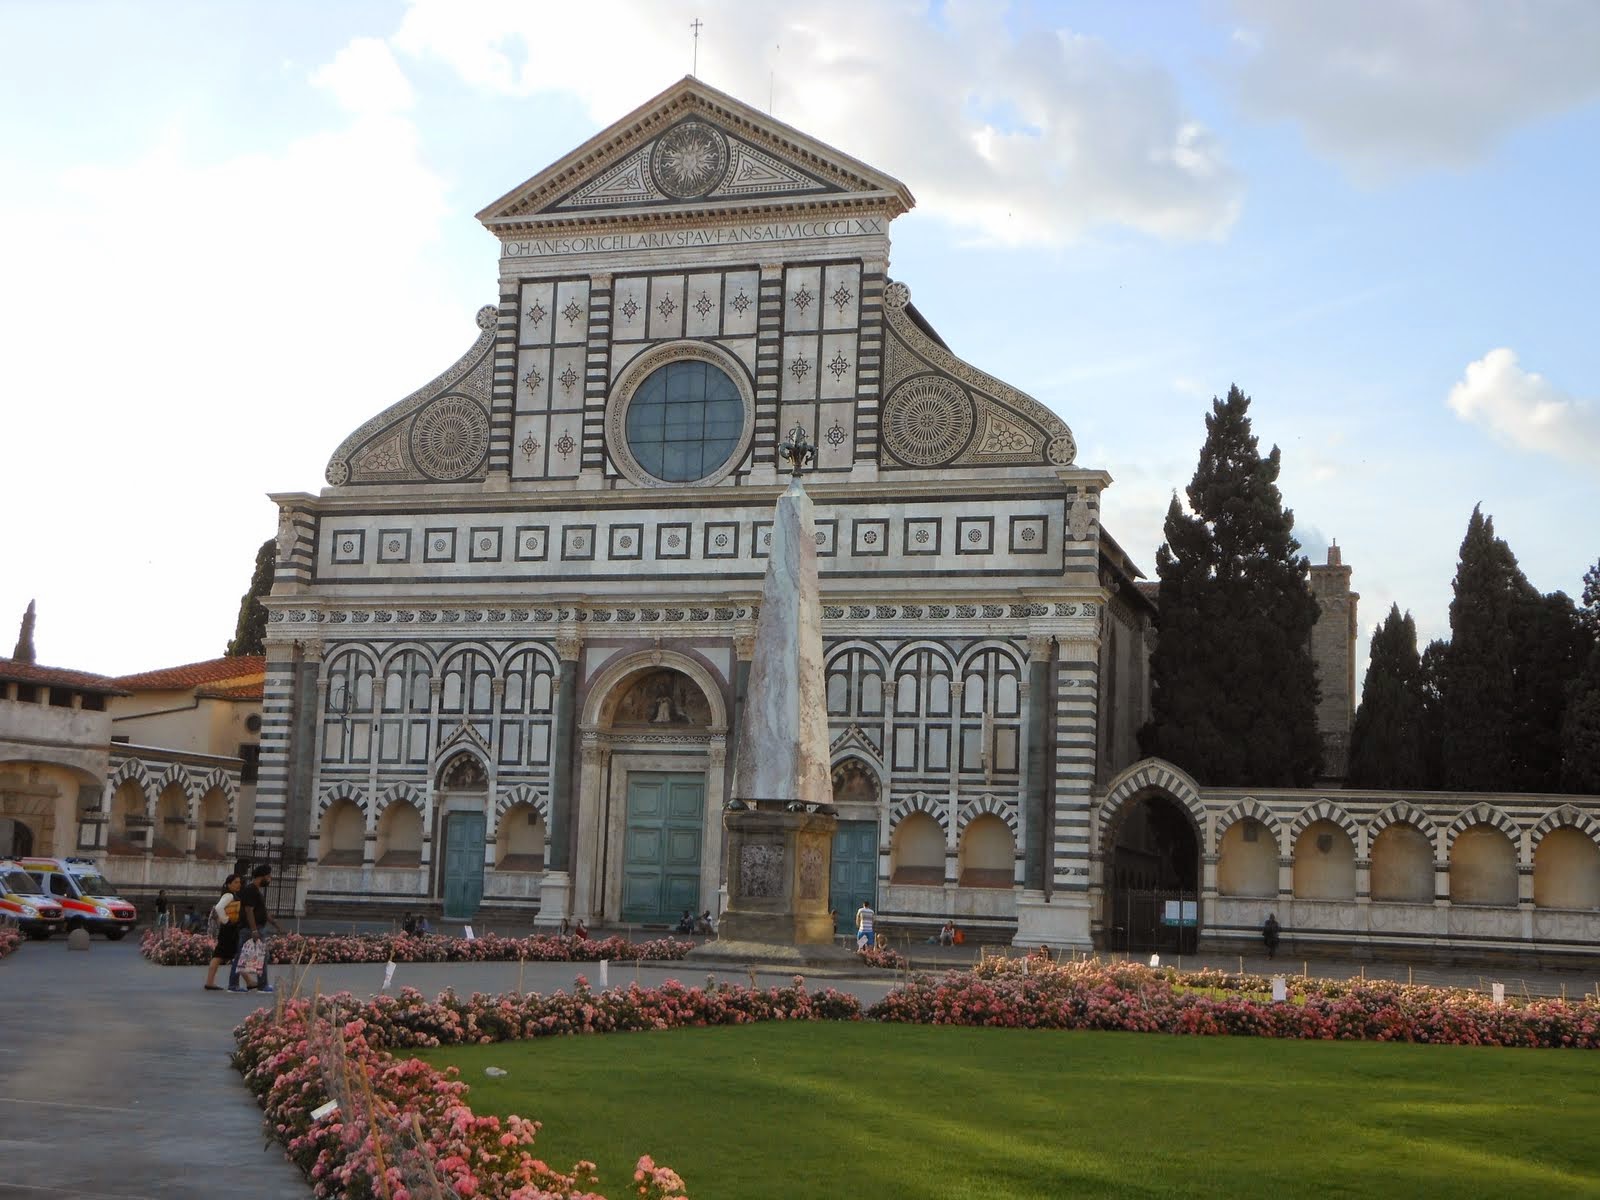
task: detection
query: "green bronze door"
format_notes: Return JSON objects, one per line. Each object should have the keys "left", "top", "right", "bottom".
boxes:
{"left": 442, "top": 811, "right": 485, "bottom": 920}
{"left": 830, "top": 820, "right": 878, "bottom": 935}
{"left": 621, "top": 772, "right": 704, "bottom": 924}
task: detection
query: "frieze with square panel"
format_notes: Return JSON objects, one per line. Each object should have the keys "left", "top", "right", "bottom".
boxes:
{"left": 608, "top": 524, "right": 644, "bottom": 561}
{"left": 423, "top": 529, "right": 456, "bottom": 563}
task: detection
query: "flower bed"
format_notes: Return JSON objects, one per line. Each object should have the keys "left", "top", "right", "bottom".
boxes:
{"left": 877, "top": 956, "right": 1600, "bottom": 1048}
{"left": 141, "top": 926, "right": 692, "bottom": 967}
{"left": 0, "top": 923, "right": 21, "bottom": 960}
{"left": 234, "top": 976, "right": 863, "bottom": 1198}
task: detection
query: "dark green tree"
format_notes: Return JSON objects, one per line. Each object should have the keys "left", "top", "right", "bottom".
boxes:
{"left": 1139, "top": 385, "right": 1322, "bottom": 786}
{"left": 1507, "top": 589, "right": 1587, "bottom": 792}
{"left": 1347, "top": 604, "right": 1429, "bottom": 788}
{"left": 1562, "top": 556, "right": 1600, "bottom": 792}
{"left": 225, "top": 538, "right": 276, "bottom": 657}
{"left": 1418, "top": 637, "right": 1449, "bottom": 788}
{"left": 1436, "top": 507, "right": 1527, "bottom": 791}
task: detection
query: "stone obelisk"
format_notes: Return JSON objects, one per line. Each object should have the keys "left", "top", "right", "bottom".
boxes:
{"left": 716, "top": 428, "right": 838, "bottom": 946}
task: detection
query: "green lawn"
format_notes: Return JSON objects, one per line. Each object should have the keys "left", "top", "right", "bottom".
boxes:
{"left": 412, "top": 1024, "right": 1600, "bottom": 1199}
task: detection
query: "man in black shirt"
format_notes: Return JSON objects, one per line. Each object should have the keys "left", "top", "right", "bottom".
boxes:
{"left": 229, "top": 864, "right": 282, "bottom": 992}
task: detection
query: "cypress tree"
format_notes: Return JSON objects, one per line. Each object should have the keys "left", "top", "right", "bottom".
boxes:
{"left": 225, "top": 538, "right": 276, "bottom": 657}
{"left": 1419, "top": 638, "right": 1448, "bottom": 788}
{"left": 1347, "top": 604, "right": 1428, "bottom": 788}
{"left": 1437, "top": 507, "right": 1527, "bottom": 791}
{"left": 1507, "top": 589, "right": 1587, "bottom": 792}
{"left": 1562, "top": 558, "right": 1600, "bottom": 792}
{"left": 1140, "top": 386, "right": 1322, "bottom": 786}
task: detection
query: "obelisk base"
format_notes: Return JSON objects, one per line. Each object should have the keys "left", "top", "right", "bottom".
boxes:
{"left": 718, "top": 805, "right": 837, "bottom": 945}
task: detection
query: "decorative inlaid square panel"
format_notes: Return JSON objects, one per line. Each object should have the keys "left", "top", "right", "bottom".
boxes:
{"left": 955, "top": 516, "right": 994, "bottom": 555}
{"left": 656, "top": 523, "right": 692, "bottom": 559}
{"left": 752, "top": 520, "right": 773, "bottom": 558}
{"left": 814, "top": 518, "right": 837, "bottom": 558}
{"left": 705, "top": 522, "right": 739, "bottom": 559}
{"left": 423, "top": 528, "right": 457, "bottom": 563}
{"left": 1009, "top": 515, "right": 1049, "bottom": 555}
{"left": 469, "top": 527, "right": 503, "bottom": 563}
{"left": 904, "top": 517, "right": 941, "bottom": 556}
{"left": 331, "top": 529, "right": 365, "bottom": 565}
{"left": 376, "top": 529, "right": 410, "bottom": 564}
{"left": 852, "top": 519, "right": 889, "bottom": 557}
{"left": 608, "top": 524, "right": 644, "bottom": 561}
{"left": 562, "top": 524, "right": 596, "bottom": 561}
{"left": 514, "top": 525, "right": 548, "bottom": 562}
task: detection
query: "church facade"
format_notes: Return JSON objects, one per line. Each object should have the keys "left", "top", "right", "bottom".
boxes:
{"left": 253, "top": 78, "right": 1600, "bottom": 958}
{"left": 260, "top": 78, "right": 1114, "bottom": 945}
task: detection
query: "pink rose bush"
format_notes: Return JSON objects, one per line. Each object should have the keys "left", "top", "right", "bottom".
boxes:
{"left": 235, "top": 976, "right": 862, "bottom": 1196}
{"left": 141, "top": 926, "right": 691, "bottom": 968}
{"left": 857, "top": 943, "right": 907, "bottom": 970}
{"left": 873, "top": 955, "right": 1600, "bottom": 1048}
{"left": 0, "top": 923, "right": 21, "bottom": 960}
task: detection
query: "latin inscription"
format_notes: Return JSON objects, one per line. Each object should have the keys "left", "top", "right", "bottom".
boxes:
{"left": 503, "top": 218, "right": 886, "bottom": 260}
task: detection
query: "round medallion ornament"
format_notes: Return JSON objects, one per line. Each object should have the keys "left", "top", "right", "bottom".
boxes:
{"left": 411, "top": 395, "right": 489, "bottom": 481}
{"left": 650, "top": 120, "right": 728, "bottom": 199}
{"left": 882, "top": 376, "right": 976, "bottom": 467}
{"left": 325, "top": 459, "right": 351, "bottom": 486}
{"left": 883, "top": 281, "right": 911, "bottom": 311}
{"left": 1047, "top": 432, "right": 1078, "bottom": 467}
{"left": 475, "top": 305, "right": 498, "bottom": 331}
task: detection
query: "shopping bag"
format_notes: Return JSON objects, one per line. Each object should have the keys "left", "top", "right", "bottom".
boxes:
{"left": 236, "top": 938, "right": 266, "bottom": 988}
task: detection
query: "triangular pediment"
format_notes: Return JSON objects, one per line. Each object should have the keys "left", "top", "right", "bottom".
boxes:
{"left": 477, "top": 77, "right": 914, "bottom": 230}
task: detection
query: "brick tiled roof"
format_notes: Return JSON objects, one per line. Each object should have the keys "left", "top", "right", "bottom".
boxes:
{"left": 194, "top": 680, "right": 264, "bottom": 702}
{"left": 110, "top": 656, "right": 266, "bottom": 690}
{"left": 0, "top": 657, "right": 130, "bottom": 695}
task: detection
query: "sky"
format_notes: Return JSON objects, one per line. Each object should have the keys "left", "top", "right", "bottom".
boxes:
{"left": 1, "top": 0, "right": 1597, "bottom": 683}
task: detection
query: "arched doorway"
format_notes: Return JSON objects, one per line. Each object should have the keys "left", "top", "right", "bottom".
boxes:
{"left": 1104, "top": 791, "right": 1200, "bottom": 952}
{"left": 574, "top": 655, "right": 728, "bottom": 926}
{"left": 434, "top": 752, "right": 488, "bottom": 919}
{"left": 0, "top": 817, "right": 34, "bottom": 857}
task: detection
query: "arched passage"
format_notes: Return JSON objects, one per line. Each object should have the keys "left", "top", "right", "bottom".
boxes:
{"left": 1103, "top": 790, "right": 1200, "bottom": 952}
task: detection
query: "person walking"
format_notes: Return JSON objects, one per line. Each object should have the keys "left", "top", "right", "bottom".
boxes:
{"left": 230, "top": 864, "right": 281, "bottom": 992}
{"left": 1262, "top": 913, "right": 1281, "bottom": 960}
{"left": 203, "top": 875, "right": 242, "bottom": 991}
{"left": 155, "top": 888, "right": 169, "bottom": 930}
{"left": 855, "top": 899, "right": 876, "bottom": 950}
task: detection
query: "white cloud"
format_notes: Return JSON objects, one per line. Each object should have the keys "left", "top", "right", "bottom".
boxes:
{"left": 390, "top": 0, "right": 1241, "bottom": 244}
{"left": 1447, "top": 348, "right": 1600, "bottom": 465}
{"left": 1229, "top": 0, "right": 1600, "bottom": 176}
{"left": 312, "top": 36, "right": 416, "bottom": 115}
{"left": 0, "top": 75, "right": 458, "bottom": 673}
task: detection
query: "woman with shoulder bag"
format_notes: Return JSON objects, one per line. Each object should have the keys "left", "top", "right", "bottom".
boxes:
{"left": 203, "top": 874, "right": 243, "bottom": 991}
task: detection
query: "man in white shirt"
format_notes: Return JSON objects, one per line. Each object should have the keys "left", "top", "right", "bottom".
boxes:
{"left": 855, "top": 900, "right": 876, "bottom": 950}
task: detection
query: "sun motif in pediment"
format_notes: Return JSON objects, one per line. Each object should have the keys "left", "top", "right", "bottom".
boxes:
{"left": 650, "top": 120, "right": 728, "bottom": 199}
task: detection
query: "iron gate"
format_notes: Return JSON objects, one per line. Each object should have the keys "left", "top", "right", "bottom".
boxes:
{"left": 1106, "top": 887, "right": 1199, "bottom": 954}
{"left": 233, "top": 840, "right": 306, "bottom": 918}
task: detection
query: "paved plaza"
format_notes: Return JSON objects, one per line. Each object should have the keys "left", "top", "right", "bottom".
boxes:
{"left": 0, "top": 938, "right": 896, "bottom": 1200}
{"left": 2, "top": 935, "right": 1597, "bottom": 1199}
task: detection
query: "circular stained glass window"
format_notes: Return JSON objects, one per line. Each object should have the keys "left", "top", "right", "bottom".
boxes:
{"left": 624, "top": 360, "right": 744, "bottom": 483}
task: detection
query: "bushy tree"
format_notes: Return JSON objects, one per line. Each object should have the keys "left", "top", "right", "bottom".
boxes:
{"left": 1140, "top": 386, "right": 1322, "bottom": 786}
{"left": 1347, "top": 605, "right": 1429, "bottom": 788}
{"left": 226, "top": 538, "right": 276, "bottom": 657}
